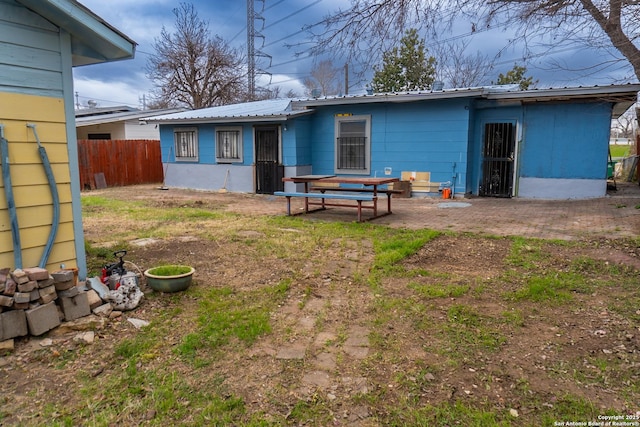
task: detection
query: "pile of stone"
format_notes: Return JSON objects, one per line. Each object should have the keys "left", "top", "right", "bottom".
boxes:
{"left": 0, "top": 267, "right": 108, "bottom": 342}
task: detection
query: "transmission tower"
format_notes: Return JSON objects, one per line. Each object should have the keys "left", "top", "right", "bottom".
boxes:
{"left": 247, "top": 0, "right": 272, "bottom": 100}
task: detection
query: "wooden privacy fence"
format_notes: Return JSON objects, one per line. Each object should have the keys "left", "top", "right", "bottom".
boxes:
{"left": 78, "top": 139, "right": 163, "bottom": 190}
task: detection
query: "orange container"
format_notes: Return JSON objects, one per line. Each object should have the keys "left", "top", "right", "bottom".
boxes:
{"left": 442, "top": 188, "right": 451, "bottom": 199}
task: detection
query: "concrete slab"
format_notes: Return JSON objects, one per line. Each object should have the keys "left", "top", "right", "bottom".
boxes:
{"left": 301, "top": 370, "right": 332, "bottom": 389}
{"left": 276, "top": 342, "right": 307, "bottom": 360}
{"left": 25, "top": 302, "right": 60, "bottom": 336}
{"left": 1, "top": 310, "right": 28, "bottom": 340}
{"left": 58, "top": 292, "right": 91, "bottom": 321}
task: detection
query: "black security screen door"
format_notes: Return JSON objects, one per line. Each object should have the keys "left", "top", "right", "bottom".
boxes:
{"left": 255, "top": 126, "right": 283, "bottom": 194}
{"left": 480, "top": 122, "right": 515, "bottom": 197}
{"left": 337, "top": 120, "right": 366, "bottom": 170}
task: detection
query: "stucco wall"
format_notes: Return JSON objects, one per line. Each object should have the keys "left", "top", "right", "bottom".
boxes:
{"left": 164, "top": 163, "right": 255, "bottom": 192}
{"left": 518, "top": 177, "right": 606, "bottom": 199}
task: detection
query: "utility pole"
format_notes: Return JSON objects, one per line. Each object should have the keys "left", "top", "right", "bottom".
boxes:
{"left": 344, "top": 63, "right": 349, "bottom": 96}
{"left": 247, "top": 0, "right": 255, "bottom": 100}
{"left": 247, "top": 0, "right": 272, "bottom": 101}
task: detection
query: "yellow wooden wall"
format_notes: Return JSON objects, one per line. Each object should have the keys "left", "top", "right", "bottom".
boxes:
{"left": 0, "top": 92, "right": 77, "bottom": 271}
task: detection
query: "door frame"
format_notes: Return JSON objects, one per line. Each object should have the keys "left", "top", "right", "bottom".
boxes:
{"left": 253, "top": 124, "right": 283, "bottom": 194}
{"left": 478, "top": 119, "right": 520, "bottom": 197}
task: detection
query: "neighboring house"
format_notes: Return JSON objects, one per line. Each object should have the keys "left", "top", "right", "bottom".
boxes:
{"left": 76, "top": 106, "right": 183, "bottom": 140}
{"left": 0, "top": 0, "right": 135, "bottom": 277}
{"left": 147, "top": 84, "right": 640, "bottom": 200}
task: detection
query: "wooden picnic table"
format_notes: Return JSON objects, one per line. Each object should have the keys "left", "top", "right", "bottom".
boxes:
{"left": 279, "top": 175, "right": 400, "bottom": 221}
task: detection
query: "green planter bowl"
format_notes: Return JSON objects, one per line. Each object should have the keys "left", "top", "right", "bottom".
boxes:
{"left": 144, "top": 265, "right": 195, "bottom": 292}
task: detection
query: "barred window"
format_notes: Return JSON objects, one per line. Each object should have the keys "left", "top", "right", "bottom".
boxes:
{"left": 174, "top": 128, "right": 198, "bottom": 161}
{"left": 335, "top": 116, "right": 370, "bottom": 174}
{"left": 216, "top": 127, "right": 243, "bottom": 163}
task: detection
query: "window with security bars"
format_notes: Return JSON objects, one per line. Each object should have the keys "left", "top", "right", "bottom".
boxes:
{"left": 174, "top": 128, "right": 198, "bottom": 161}
{"left": 216, "top": 127, "right": 243, "bottom": 163}
{"left": 335, "top": 116, "right": 370, "bottom": 174}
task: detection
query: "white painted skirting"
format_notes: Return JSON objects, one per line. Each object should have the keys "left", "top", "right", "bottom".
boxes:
{"left": 164, "top": 163, "right": 254, "bottom": 193}
{"left": 517, "top": 177, "right": 606, "bottom": 199}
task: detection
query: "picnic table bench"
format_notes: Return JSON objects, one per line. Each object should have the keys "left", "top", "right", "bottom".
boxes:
{"left": 274, "top": 191, "right": 375, "bottom": 222}
{"left": 276, "top": 175, "right": 400, "bottom": 222}
{"left": 309, "top": 184, "right": 402, "bottom": 194}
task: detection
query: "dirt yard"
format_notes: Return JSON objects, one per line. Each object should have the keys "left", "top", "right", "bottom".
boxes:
{"left": 1, "top": 185, "right": 639, "bottom": 426}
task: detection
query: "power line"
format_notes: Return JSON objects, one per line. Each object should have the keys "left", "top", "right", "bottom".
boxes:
{"left": 264, "top": 0, "right": 286, "bottom": 11}
{"left": 269, "top": 53, "right": 314, "bottom": 69}
{"left": 264, "top": 0, "right": 322, "bottom": 30}
{"left": 231, "top": 0, "right": 322, "bottom": 44}
{"left": 230, "top": 26, "right": 247, "bottom": 44}
{"left": 264, "top": 27, "right": 307, "bottom": 48}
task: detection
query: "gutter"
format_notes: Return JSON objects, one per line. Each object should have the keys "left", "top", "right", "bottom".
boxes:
{"left": 144, "top": 110, "right": 314, "bottom": 125}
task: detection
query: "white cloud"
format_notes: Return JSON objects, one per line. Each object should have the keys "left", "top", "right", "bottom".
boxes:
{"left": 261, "top": 74, "right": 307, "bottom": 97}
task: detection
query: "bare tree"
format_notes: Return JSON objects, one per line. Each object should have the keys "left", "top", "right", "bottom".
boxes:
{"left": 147, "top": 3, "right": 246, "bottom": 109}
{"left": 285, "top": 89, "right": 300, "bottom": 98}
{"left": 613, "top": 107, "right": 637, "bottom": 139}
{"left": 310, "top": 0, "right": 640, "bottom": 82}
{"left": 432, "top": 40, "right": 494, "bottom": 88}
{"left": 302, "top": 59, "right": 343, "bottom": 96}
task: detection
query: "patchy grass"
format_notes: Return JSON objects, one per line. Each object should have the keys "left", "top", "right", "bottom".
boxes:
{"left": 176, "top": 280, "right": 290, "bottom": 364}
{"left": 3, "top": 189, "right": 638, "bottom": 426}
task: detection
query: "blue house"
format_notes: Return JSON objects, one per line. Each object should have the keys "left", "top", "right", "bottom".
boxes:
{"left": 146, "top": 84, "right": 640, "bottom": 199}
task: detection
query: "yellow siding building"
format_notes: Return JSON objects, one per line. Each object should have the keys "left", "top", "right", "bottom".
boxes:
{"left": 0, "top": 0, "right": 135, "bottom": 277}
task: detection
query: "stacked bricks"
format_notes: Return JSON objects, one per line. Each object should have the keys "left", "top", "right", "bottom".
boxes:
{"left": 0, "top": 266, "right": 91, "bottom": 340}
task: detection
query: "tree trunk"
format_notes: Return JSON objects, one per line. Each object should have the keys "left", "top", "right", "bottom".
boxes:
{"left": 581, "top": 0, "right": 640, "bottom": 80}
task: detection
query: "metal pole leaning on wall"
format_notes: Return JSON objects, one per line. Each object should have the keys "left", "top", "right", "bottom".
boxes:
{"left": 0, "top": 124, "right": 23, "bottom": 268}
{"left": 27, "top": 123, "right": 60, "bottom": 268}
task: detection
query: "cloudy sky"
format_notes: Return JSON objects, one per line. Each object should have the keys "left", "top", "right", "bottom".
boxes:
{"left": 73, "top": 0, "right": 636, "bottom": 110}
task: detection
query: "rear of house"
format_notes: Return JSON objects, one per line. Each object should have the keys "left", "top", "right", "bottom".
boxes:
{"left": 0, "top": 0, "right": 135, "bottom": 275}
{"left": 470, "top": 88, "right": 626, "bottom": 199}
{"left": 149, "top": 85, "right": 639, "bottom": 200}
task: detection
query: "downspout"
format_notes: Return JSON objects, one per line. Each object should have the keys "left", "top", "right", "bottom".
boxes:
{"left": 0, "top": 124, "right": 22, "bottom": 268}
{"left": 451, "top": 161, "right": 457, "bottom": 199}
{"left": 27, "top": 123, "right": 60, "bottom": 268}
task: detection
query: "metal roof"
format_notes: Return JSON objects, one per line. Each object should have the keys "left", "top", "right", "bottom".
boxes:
{"left": 297, "top": 83, "right": 640, "bottom": 104}
{"left": 295, "top": 83, "right": 640, "bottom": 119}
{"left": 76, "top": 108, "right": 184, "bottom": 127}
{"left": 145, "top": 98, "right": 313, "bottom": 124}
{"left": 145, "top": 84, "right": 640, "bottom": 124}
{"left": 75, "top": 106, "right": 138, "bottom": 118}
{"left": 17, "top": 0, "right": 136, "bottom": 66}
{"left": 482, "top": 84, "right": 640, "bottom": 117}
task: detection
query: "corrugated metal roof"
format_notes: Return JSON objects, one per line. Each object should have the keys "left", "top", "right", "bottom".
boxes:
{"left": 296, "top": 83, "right": 640, "bottom": 106}
{"left": 145, "top": 84, "right": 640, "bottom": 124}
{"left": 294, "top": 83, "right": 640, "bottom": 118}
{"left": 76, "top": 108, "right": 184, "bottom": 127}
{"left": 145, "top": 98, "right": 312, "bottom": 123}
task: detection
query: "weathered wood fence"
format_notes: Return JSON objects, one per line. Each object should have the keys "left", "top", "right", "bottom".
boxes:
{"left": 78, "top": 139, "right": 163, "bottom": 190}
